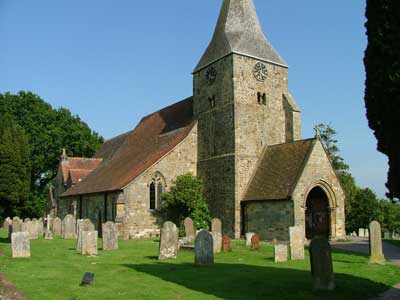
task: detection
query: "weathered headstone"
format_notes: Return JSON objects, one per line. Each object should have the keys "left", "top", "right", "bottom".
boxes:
{"left": 35, "top": 219, "right": 44, "bottom": 238}
{"left": 77, "top": 219, "right": 95, "bottom": 251}
{"left": 195, "top": 230, "right": 214, "bottom": 266}
{"left": 12, "top": 217, "right": 22, "bottom": 234}
{"left": 358, "top": 228, "right": 365, "bottom": 237}
{"left": 251, "top": 233, "right": 260, "bottom": 251}
{"left": 24, "top": 218, "right": 31, "bottom": 223}
{"left": 211, "top": 218, "right": 222, "bottom": 234}
{"left": 45, "top": 230, "right": 53, "bottom": 240}
{"left": 212, "top": 232, "right": 222, "bottom": 254}
{"left": 11, "top": 232, "right": 31, "bottom": 258}
{"left": 289, "top": 226, "right": 305, "bottom": 260}
{"left": 309, "top": 237, "right": 335, "bottom": 291}
{"left": 274, "top": 244, "right": 288, "bottom": 263}
{"left": 102, "top": 222, "right": 118, "bottom": 251}
{"left": 183, "top": 217, "right": 195, "bottom": 240}
{"left": 52, "top": 217, "right": 62, "bottom": 237}
{"left": 222, "top": 235, "right": 232, "bottom": 252}
{"left": 365, "top": 228, "right": 369, "bottom": 238}
{"left": 81, "top": 231, "right": 98, "bottom": 256}
{"left": 26, "top": 221, "right": 38, "bottom": 240}
{"left": 62, "top": 214, "right": 77, "bottom": 239}
{"left": 3, "top": 217, "right": 11, "bottom": 230}
{"left": 245, "top": 232, "right": 255, "bottom": 246}
{"left": 369, "top": 221, "right": 385, "bottom": 264}
{"left": 158, "top": 221, "right": 179, "bottom": 260}
{"left": 384, "top": 232, "right": 390, "bottom": 239}
{"left": 352, "top": 231, "right": 358, "bottom": 237}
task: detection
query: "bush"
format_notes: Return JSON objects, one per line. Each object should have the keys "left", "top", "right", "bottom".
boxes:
{"left": 161, "top": 174, "right": 211, "bottom": 233}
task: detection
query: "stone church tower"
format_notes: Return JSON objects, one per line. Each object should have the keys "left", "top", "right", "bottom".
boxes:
{"left": 193, "top": 0, "right": 302, "bottom": 238}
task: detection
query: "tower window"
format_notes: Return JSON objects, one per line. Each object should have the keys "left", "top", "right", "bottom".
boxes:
{"left": 257, "top": 92, "right": 267, "bottom": 105}
{"left": 208, "top": 95, "right": 216, "bottom": 108}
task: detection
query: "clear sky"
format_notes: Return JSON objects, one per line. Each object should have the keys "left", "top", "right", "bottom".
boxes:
{"left": 0, "top": 0, "right": 389, "bottom": 198}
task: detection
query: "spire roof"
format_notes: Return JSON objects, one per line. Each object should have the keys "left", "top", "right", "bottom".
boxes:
{"left": 194, "top": 0, "right": 287, "bottom": 73}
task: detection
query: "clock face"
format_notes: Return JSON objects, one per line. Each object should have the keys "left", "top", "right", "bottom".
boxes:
{"left": 205, "top": 67, "right": 217, "bottom": 85}
{"left": 253, "top": 62, "right": 268, "bottom": 82}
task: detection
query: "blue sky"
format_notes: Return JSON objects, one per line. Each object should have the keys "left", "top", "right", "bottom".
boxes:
{"left": 0, "top": 0, "right": 388, "bottom": 198}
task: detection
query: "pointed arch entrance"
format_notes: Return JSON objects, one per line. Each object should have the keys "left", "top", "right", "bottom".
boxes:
{"left": 305, "top": 186, "right": 330, "bottom": 239}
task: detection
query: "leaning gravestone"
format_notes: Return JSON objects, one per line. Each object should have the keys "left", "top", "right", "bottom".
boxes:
{"left": 81, "top": 231, "right": 98, "bottom": 256}
{"left": 309, "top": 237, "right": 335, "bottom": 291}
{"left": 246, "top": 232, "right": 255, "bottom": 246}
{"left": 251, "top": 233, "right": 260, "bottom": 251}
{"left": 289, "top": 226, "right": 305, "bottom": 260}
{"left": 62, "top": 214, "right": 77, "bottom": 239}
{"left": 274, "top": 244, "right": 288, "bottom": 263}
{"left": 77, "top": 219, "right": 95, "bottom": 251}
{"left": 211, "top": 218, "right": 222, "bottom": 235}
{"left": 52, "top": 217, "right": 62, "bottom": 237}
{"left": 102, "top": 222, "right": 118, "bottom": 251}
{"left": 184, "top": 217, "right": 195, "bottom": 240}
{"left": 11, "top": 232, "right": 31, "bottom": 258}
{"left": 222, "top": 235, "right": 232, "bottom": 252}
{"left": 358, "top": 228, "right": 365, "bottom": 237}
{"left": 369, "top": 221, "right": 385, "bottom": 264}
{"left": 158, "top": 221, "right": 179, "bottom": 260}
{"left": 195, "top": 230, "right": 214, "bottom": 266}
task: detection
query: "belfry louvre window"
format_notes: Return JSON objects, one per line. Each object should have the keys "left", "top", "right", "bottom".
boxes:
{"left": 149, "top": 182, "right": 156, "bottom": 210}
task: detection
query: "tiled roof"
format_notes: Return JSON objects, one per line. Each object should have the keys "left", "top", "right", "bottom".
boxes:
{"left": 60, "top": 157, "right": 103, "bottom": 185}
{"left": 62, "top": 97, "right": 195, "bottom": 197}
{"left": 243, "top": 139, "right": 316, "bottom": 201}
{"left": 67, "top": 169, "right": 93, "bottom": 185}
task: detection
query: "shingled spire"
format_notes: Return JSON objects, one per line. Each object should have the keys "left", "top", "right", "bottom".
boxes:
{"left": 194, "top": 0, "right": 287, "bottom": 73}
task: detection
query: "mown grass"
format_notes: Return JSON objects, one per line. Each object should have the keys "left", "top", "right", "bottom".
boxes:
{"left": 0, "top": 229, "right": 399, "bottom": 300}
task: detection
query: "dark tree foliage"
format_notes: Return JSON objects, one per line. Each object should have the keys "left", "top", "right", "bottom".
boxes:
{"left": 0, "top": 91, "right": 104, "bottom": 217}
{"left": 364, "top": 0, "right": 400, "bottom": 201}
{"left": 0, "top": 114, "right": 31, "bottom": 220}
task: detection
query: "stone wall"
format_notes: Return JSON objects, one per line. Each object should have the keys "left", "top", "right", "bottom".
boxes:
{"left": 244, "top": 200, "right": 294, "bottom": 241}
{"left": 292, "top": 140, "right": 346, "bottom": 239}
{"left": 123, "top": 125, "right": 198, "bottom": 239}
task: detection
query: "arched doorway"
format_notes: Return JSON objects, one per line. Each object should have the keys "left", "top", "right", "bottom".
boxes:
{"left": 305, "top": 187, "right": 330, "bottom": 239}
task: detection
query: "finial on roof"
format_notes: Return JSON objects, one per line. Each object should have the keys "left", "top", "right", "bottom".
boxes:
{"left": 61, "top": 148, "right": 68, "bottom": 160}
{"left": 194, "top": 0, "right": 287, "bottom": 72}
{"left": 313, "top": 126, "right": 321, "bottom": 138}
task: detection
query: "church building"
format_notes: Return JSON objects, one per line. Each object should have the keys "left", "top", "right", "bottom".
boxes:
{"left": 55, "top": 0, "right": 346, "bottom": 240}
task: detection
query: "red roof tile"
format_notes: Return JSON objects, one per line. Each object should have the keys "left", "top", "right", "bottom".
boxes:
{"left": 62, "top": 97, "right": 195, "bottom": 197}
{"left": 60, "top": 157, "right": 103, "bottom": 185}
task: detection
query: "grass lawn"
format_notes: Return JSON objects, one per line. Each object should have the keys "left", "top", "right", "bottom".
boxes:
{"left": 384, "top": 239, "right": 400, "bottom": 248}
{"left": 1, "top": 230, "right": 399, "bottom": 300}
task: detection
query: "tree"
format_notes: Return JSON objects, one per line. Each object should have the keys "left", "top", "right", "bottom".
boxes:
{"left": 364, "top": 0, "right": 400, "bottom": 201}
{"left": 161, "top": 174, "right": 211, "bottom": 233}
{"left": 0, "top": 91, "right": 104, "bottom": 217}
{"left": 0, "top": 114, "right": 31, "bottom": 220}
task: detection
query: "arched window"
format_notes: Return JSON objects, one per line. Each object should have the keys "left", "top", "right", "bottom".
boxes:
{"left": 149, "top": 182, "right": 156, "bottom": 210}
{"left": 149, "top": 172, "right": 166, "bottom": 210}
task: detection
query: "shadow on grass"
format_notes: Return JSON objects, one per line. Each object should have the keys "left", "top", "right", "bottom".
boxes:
{"left": 124, "top": 262, "right": 390, "bottom": 300}
{"left": 0, "top": 237, "right": 10, "bottom": 244}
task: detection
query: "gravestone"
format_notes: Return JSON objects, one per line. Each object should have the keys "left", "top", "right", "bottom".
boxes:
{"left": 27, "top": 221, "right": 38, "bottom": 240}
{"left": 45, "top": 230, "right": 53, "bottom": 240}
{"left": 12, "top": 217, "right": 22, "bottom": 234}
{"left": 245, "top": 232, "right": 255, "bottom": 246}
{"left": 352, "top": 231, "right": 358, "bottom": 237}
{"left": 358, "top": 228, "right": 365, "bottom": 237}
{"left": 195, "top": 230, "right": 214, "bottom": 266}
{"left": 77, "top": 219, "right": 95, "bottom": 251}
{"left": 52, "top": 217, "right": 62, "bottom": 237}
{"left": 183, "top": 217, "right": 195, "bottom": 240}
{"left": 272, "top": 238, "right": 279, "bottom": 245}
{"left": 158, "top": 221, "right": 179, "bottom": 260}
{"left": 11, "top": 232, "right": 31, "bottom": 258}
{"left": 365, "top": 228, "right": 369, "bottom": 238}
{"left": 81, "top": 231, "right": 98, "bottom": 256}
{"left": 251, "top": 233, "right": 260, "bottom": 250}
{"left": 289, "top": 226, "right": 305, "bottom": 260}
{"left": 274, "top": 244, "right": 288, "bottom": 263}
{"left": 24, "top": 218, "right": 31, "bottom": 223}
{"left": 212, "top": 232, "right": 222, "bottom": 254}
{"left": 222, "top": 235, "right": 232, "bottom": 252}
{"left": 369, "top": 221, "right": 385, "bottom": 264}
{"left": 3, "top": 217, "right": 11, "bottom": 230}
{"left": 309, "top": 237, "right": 335, "bottom": 291}
{"left": 384, "top": 232, "right": 390, "bottom": 239}
{"left": 102, "top": 222, "right": 119, "bottom": 251}
{"left": 35, "top": 220, "right": 44, "bottom": 237}
{"left": 81, "top": 273, "right": 95, "bottom": 286}
{"left": 62, "top": 214, "right": 77, "bottom": 239}
{"left": 211, "top": 218, "right": 222, "bottom": 234}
